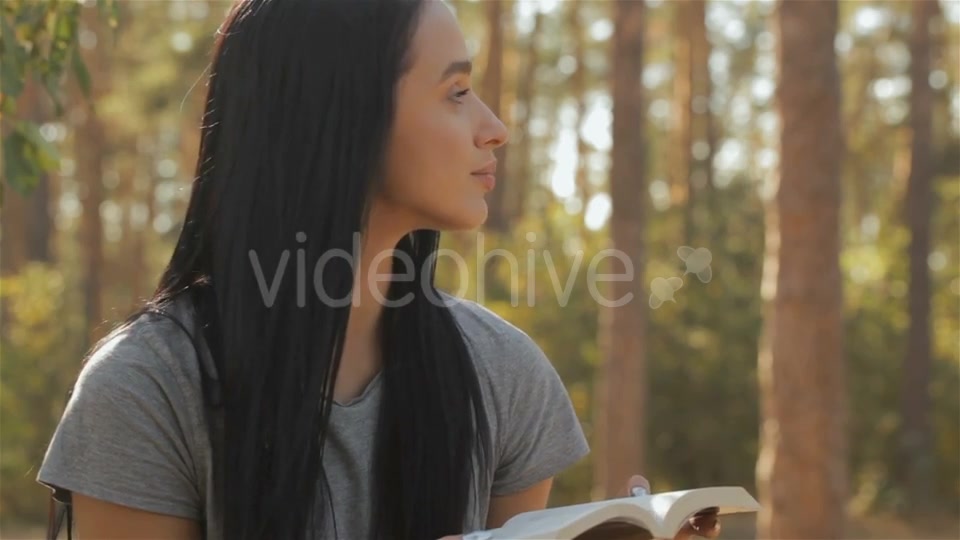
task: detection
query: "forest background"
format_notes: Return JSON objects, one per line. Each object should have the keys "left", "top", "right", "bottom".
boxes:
{"left": 1, "top": 0, "right": 958, "bottom": 538}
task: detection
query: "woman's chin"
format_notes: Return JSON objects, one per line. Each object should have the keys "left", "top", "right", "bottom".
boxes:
{"left": 431, "top": 201, "right": 488, "bottom": 232}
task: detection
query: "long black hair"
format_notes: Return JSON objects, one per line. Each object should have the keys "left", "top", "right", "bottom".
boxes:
{"left": 144, "top": 0, "right": 492, "bottom": 538}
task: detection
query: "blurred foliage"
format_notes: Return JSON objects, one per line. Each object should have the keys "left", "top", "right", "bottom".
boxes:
{"left": 0, "top": 263, "right": 82, "bottom": 524}
{"left": 1, "top": 0, "right": 958, "bottom": 534}
{"left": 0, "top": 0, "right": 119, "bottom": 201}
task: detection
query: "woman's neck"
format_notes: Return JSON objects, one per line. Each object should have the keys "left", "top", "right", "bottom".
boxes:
{"left": 348, "top": 231, "right": 399, "bottom": 345}
{"left": 336, "top": 205, "right": 413, "bottom": 400}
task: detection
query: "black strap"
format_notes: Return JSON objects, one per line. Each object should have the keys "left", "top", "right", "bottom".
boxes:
{"left": 46, "top": 383, "right": 75, "bottom": 540}
{"left": 46, "top": 494, "right": 69, "bottom": 540}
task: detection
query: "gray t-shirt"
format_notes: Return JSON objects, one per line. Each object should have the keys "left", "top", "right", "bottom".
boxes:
{"left": 37, "top": 293, "right": 590, "bottom": 538}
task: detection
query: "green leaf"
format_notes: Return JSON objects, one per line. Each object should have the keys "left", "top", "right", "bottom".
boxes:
{"left": 98, "top": 0, "right": 121, "bottom": 30}
{"left": 1, "top": 121, "right": 60, "bottom": 198}
{"left": 72, "top": 47, "right": 90, "bottom": 98}
{"left": 49, "top": 5, "right": 77, "bottom": 76}
{"left": 0, "top": 12, "right": 25, "bottom": 97}
{"left": 2, "top": 131, "right": 40, "bottom": 196}
{"left": 16, "top": 121, "right": 60, "bottom": 173}
{"left": 21, "top": 2, "right": 51, "bottom": 30}
{"left": 0, "top": 92, "right": 17, "bottom": 115}
{"left": 42, "top": 71, "right": 64, "bottom": 116}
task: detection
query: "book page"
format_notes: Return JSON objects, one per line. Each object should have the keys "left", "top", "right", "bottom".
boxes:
{"left": 572, "top": 520, "right": 655, "bottom": 540}
{"left": 488, "top": 486, "right": 760, "bottom": 540}
{"left": 657, "top": 487, "right": 761, "bottom": 534}
{"left": 492, "top": 499, "right": 659, "bottom": 539}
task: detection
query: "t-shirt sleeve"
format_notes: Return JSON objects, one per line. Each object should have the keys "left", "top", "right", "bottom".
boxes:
{"left": 489, "top": 327, "right": 590, "bottom": 496}
{"left": 36, "top": 325, "right": 202, "bottom": 520}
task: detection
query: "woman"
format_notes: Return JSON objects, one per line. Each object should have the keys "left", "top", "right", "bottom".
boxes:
{"left": 38, "top": 1, "right": 719, "bottom": 539}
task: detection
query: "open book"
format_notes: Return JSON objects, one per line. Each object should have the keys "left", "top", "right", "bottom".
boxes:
{"left": 479, "top": 486, "right": 760, "bottom": 540}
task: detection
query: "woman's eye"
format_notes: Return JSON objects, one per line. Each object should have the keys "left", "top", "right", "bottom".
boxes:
{"left": 450, "top": 88, "right": 471, "bottom": 103}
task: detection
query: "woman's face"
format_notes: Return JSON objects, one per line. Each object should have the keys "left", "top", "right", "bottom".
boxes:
{"left": 377, "top": 1, "right": 509, "bottom": 233}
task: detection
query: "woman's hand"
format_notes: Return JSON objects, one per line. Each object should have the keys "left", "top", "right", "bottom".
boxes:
{"left": 622, "top": 475, "right": 721, "bottom": 540}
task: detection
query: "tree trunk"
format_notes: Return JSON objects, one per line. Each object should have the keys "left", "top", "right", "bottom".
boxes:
{"left": 27, "top": 173, "right": 54, "bottom": 263}
{"left": 25, "top": 76, "right": 55, "bottom": 264}
{"left": 594, "top": 0, "right": 646, "bottom": 499}
{"left": 568, "top": 0, "right": 591, "bottom": 239}
{"left": 671, "top": 0, "right": 712, "bottom": 245}
{"left": 133, "top": 141, "right": 157, "bottom": 303}
{"left": 757, "top": 1, "right": 847, "bottom": 538}
{"left": 132, "top": 170, "right": 155, "bottom": 304}
{"left": 76, "top": 6, "right": 109, "bottom": 347}
{"left": 899, "top": 0, "right": 939, "bottom": 514}
{"left": 688, "top": 0, "right": 712, "bottom": 245}
{"left": 1, "top": 77, "right": 54, "bottom": 274}
{"left": 670, "top": 0, "right": 693, "bottom": 213}
{"left": 507, "top": 9, "right": 543, "bottom": 224}
{"left": 114, "top": 150, "right": 144, "bottom": 308}
{"left": 1, "top": 188, "right": 28, "bottom": 276}
{"left": 481, "top": 0, "right": 509, "bottom": 233}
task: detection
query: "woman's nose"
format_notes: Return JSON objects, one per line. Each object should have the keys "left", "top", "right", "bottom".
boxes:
{"left": 476, "top": 104, "right": 509, "bottom": 150}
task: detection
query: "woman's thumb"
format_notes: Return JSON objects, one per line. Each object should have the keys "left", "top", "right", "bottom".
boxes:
{"left": 620, "top": 474, "right": 651, "bottom": 497}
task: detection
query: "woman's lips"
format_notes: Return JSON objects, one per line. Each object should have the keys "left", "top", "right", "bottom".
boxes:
{"left": 471, "top": 160, "right": 497, "bottom": 191}
{"left": 472, "top": 173, "right": 496, "bottom": 191}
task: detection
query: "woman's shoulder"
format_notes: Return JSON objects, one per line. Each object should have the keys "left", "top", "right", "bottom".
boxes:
{"left": 38, "top": 297, "right": 211, "bottom": 520}
{"left": 439, "top": 292, "right": 591, "bottom": 495}
{"left": 440, "top": 291, "right": 555, "bottom": 383}
{"left": 443, "top": 292, "right": 524, "bottom": 337}
{"left": 79, "top": 297, "right": 209, "bottom": 398}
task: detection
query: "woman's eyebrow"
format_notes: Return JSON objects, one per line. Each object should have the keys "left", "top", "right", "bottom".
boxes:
{"left": 438, "top": 59, "right": 472, "bottom": 82}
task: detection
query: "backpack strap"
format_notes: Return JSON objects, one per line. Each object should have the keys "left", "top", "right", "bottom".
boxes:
{"left": 46, "top": 494, "right": 72, "bottom": 540}
{"left": 46, "top": 386, "right": 75, "bottom": 540}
